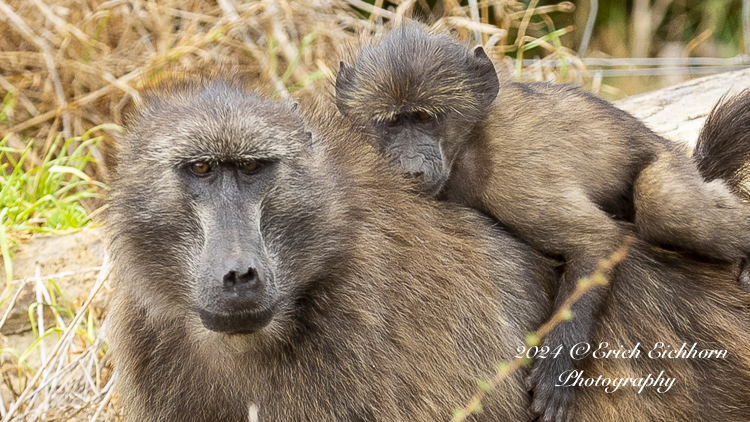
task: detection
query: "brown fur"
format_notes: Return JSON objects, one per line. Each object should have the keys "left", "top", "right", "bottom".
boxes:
{"left": 695, "top": 88, "right": 750, "bottom": 286}
{"left": 335, "top": 23, "right": 750, "bottom": 422}
{"left": 577, "top": 238, "right": 750, "bottom": 421}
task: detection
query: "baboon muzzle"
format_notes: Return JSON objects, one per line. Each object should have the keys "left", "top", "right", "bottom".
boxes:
{"left": 198, "top": 262, "right": 276, "bottom": 335}
{"left": 198, "top": 304, "right": 275, "bottom": 335}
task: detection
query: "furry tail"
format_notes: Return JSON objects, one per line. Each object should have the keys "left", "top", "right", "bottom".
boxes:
{"left": 695, "top": 89, "right": 750, "bottom": 201}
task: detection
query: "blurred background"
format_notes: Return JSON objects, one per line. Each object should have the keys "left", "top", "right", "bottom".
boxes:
{"left": 2, "top": 0, "right": 748, "bottom": 144}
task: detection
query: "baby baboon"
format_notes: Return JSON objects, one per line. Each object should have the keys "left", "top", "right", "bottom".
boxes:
{"left": 105, "top": 76, "right": 553, "bottom": 422}
{"left": 695, "top": 89, "right": 750, "bottom": 201}
{"left": 335, "top": 23, "right": 750, "bottom": 422}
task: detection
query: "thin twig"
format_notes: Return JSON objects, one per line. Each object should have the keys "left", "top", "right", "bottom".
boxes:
{"left": 0, "top": 75, "right": 38, "bottom": 117}
{"left": 345, "top": 0, "right": 397, "bottom": 20}
{"left": 0, "top": 279, "right": 28, "bottom": 333}
{"left": 450, "top": 239, "right": 633, "bottom": 422}
{"left": 88, "top": 374, "right": 116, "bottom": 422}
{"left": 467, "top": 0, "right": 481, "bottom": 43}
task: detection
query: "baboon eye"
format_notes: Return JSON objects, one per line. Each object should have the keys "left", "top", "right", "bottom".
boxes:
{"left": 239, "top": 160, "right": 264, "bottom": 175}
{"left": 416, "top": 111, "right": 432, "bottom": 120}
{"left": 190, "top": 161, "right": 213, "bottom": 176}
{"left": 387, "top": 114, "right": 401, "bottom": 125}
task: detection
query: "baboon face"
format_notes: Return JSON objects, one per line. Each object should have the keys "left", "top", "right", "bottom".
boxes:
{"left": 109, "top": 80, "right": 336, "bottom": 338}
{"left": 335, "top": 23, "right": 499, "bottom": 195}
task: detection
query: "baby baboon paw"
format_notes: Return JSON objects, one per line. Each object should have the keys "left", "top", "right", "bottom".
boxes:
{"left": 527, "top": 356, "right": 576, "bottom": 422}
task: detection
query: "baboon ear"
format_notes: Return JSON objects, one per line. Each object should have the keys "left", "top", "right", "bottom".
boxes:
{"left": 335, "top": 61, "right": 356, "bottom": 115}
{"left": 337, "top": 61, "right": 355, "bottom": 81}
{"left": 303, "top": 131, "right": 314, "bottom": 146}
{"left": 471, "top": 46, "right": 500, "bottom": 108}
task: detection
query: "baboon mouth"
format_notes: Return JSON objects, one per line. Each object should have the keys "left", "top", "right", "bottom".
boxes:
{"left": 198, "top": 305, "right": 276, "bottom": 335}
{"left": 401, "top": 171, "right": 425, "bottom": 181}
{"left": 400, "top": 172, "right": 443, "bottom": 195}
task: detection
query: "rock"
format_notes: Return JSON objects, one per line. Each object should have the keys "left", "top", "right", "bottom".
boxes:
{"left": 615, "top": 67, "right": 750, "bottom": 150}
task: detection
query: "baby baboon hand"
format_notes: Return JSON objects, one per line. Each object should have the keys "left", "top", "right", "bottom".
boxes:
{"left": 527, "top": 348, "right": 576, "bottom": 422}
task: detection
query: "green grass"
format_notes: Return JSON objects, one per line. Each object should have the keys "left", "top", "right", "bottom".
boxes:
{"left": 0, "top": 123, "right": 110, "bottom": 412}
{"left": 268, "top": 31, "right": 326, "bottom": 98}
{"left": 0, "top": 125, "right": 113, "bottom": 283}
{"left": 0, "top": 128, "right": 111, "bottom": 234}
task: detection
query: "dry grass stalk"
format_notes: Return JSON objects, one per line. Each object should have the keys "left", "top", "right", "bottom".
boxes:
{"left": 450, "top": 240, "right": 633, "bottom": 422}
{"left": 0, "top": 259, "right": 113, "bottom": 422}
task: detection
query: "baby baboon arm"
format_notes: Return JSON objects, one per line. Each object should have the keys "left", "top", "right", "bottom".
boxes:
{"left": 481, "top": 189, "right": 624, "bottom": 422}
{"left": 634, "top": 153, "right": 750, "bottom": 262}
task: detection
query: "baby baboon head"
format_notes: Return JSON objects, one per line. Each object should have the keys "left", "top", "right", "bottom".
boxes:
{"left": 336, "top": 23, "right": 499, "bottom": 195}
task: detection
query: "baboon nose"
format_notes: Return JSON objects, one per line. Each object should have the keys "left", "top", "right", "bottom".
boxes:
{"left": 400, "top": 156, "right": 424, "bottom": 174}
{"left": 201, "top": 265, "right": 274, "bottom": 335}
{"left": 222, "top": 268, "right": 259, "bottom": 289}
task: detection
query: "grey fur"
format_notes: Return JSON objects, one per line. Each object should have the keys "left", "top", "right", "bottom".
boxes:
{"left": 105, "top": 76, "right": 750, "bottom": 422}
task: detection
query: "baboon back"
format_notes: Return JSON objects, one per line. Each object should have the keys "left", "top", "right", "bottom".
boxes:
{"left": 336, "top": 24, "right": 750, "bottom": 422}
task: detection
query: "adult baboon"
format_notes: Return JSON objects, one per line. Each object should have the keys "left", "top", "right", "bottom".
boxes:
{"left": 575, "top": 237, "right": 750, "bottom": 421}
{"left": 105, "top": 76, "right": 553, "bottom": 422}
{"left": 335, "top": 23, "right": 750, "bottom": 421}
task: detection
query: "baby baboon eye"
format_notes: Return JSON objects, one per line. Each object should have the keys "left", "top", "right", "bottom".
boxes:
{"left": 189, "top": 161, "right": 213, "bottom": 176}
{"left": 239, "top": 160, "right": 264, "bottom": 175}
{"left": 415, "top": 111, "right": 432, "bottom": 121}
{"left": 387, "top": 114, "right": 401, "bottom": 125}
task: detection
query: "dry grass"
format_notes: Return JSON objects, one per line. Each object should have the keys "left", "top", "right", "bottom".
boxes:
{"left": 0, "top": 262, "right": 113, "bottom": 421}
{"left": 0, "top": 0, "right": 368, "bottom": 172}
{"left": 0, "top": 1, "right": 581, "bottom": 420}
{"left": 0, "top": 0, "right": 581, "bottom": 166}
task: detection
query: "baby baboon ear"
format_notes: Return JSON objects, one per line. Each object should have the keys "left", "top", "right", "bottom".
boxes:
{"left": 471, "top": 46, "right": 500, "bottom": 109}
{"left": 335, "top": 61, "right": 356, "bottom": 116}
{"left": 302, "top": 130, "right": 314, "bottom": 146}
